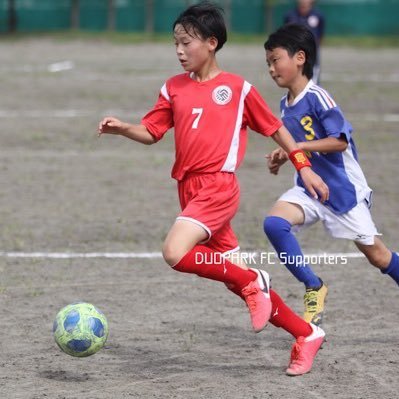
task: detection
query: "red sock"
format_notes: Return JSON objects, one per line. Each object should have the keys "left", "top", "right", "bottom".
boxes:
{"left": 269, "top": 289, "right": 312, "bottom": 338}
{"left": 226, "top": 283, "right": 312, "bottom": 339}
{"left": 173, "top": 245, "right": 257, "bottom": 290}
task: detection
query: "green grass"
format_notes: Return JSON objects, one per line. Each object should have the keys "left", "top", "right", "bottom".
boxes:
{"left": 324, "top": 35, "right": 399, "bottom": 48}
{"left": 1, "top": 30, "right": 399, "bottom": 47}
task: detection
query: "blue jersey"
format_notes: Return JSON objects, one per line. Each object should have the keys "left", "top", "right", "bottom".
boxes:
{"left": 281, "top": 80, "right": 372, "bottom": 214}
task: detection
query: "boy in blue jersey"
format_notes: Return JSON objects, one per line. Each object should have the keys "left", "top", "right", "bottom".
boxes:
{"left": 263, "top": 23, "right": 399, "bottom": 326}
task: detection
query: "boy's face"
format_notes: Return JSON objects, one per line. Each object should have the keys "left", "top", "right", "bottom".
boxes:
{"left": 174, "top": 24, "right": 217, "bottom": 73}
{"left": 298, "top": 0, "right": 314, "bottom": 16}
{"left": 266, "top": 47, "right": 304, "bottom": 88}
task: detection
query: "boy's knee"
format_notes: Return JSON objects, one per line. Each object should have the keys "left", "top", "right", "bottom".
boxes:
{"left": 162, "top": 242, "right": 185, "bottom": 267}
{"left": 365, "top": 248, "right": 391, "bottom": 269}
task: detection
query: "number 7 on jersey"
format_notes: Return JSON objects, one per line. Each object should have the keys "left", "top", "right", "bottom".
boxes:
{"left": 192, "top": 108, "right": 203, "bottom": 129}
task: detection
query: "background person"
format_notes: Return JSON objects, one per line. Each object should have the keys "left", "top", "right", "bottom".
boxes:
{"left": 284, "top": 0, "right": 325, "bottom": 83}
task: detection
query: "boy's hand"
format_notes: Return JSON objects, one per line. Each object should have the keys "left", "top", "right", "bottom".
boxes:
{"left": 98, "top": 117, "right": 127, "bottom": 136}
{"left": 266, "top": 148, "right": 288, "bottom": 175}
{"left": 299, "top": 167, "right": 329, "bottom": 203}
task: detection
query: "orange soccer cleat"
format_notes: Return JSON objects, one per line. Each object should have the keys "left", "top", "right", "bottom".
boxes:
{"left": 286, "top": 323, "right": 325, "bottom": 376}
{"left": 241, "top": 268, "right": 272, "bottom": 333}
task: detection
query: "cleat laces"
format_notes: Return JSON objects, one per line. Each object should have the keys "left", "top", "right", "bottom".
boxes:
{"left": 304, "top": 291, "right": 318, "bottom": 313}
{"left": 242, "top": 286, "right": 259, "bottom": 311}
{"left": 289, "top": 337, "right": 306, "bottom": 366}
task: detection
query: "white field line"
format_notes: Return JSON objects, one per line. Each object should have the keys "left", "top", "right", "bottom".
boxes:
{"left": 0, "top": 60, "right": 75, "bottom": 73}
{"left": 322, "top": 72, "right": 399, "bottom": 83}
{"left": 3, "top": 63, "right": 399, "bottom": 83}
{"left": 0, "top": 109, "right": 397, "bottom": 123}
{"left": 0, "top": 251, "right": 365, "bottom": 259}
{"left": 47, "top": 60, "right": 75, "bottom": 73}
{"left": 0, "top": 109, "right": 145, "bottom": 119}
{"left": 0, "top": 251, "right": 163, "bottom": 259}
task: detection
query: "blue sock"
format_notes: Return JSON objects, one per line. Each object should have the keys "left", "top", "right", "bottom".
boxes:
{"left": 381, "top": 252, "right": 399, "bottom": 286}
{"left": 264, "top": 216, "right": 321, "bottom": 288}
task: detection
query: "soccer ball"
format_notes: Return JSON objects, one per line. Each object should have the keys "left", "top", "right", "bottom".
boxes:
{"left": 53, "top": 302, "right": 109, "bottom": 357}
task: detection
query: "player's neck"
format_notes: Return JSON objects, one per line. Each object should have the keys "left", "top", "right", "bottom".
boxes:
{"left": 287, "top": 76, "right": 310, "bottom": 104}
{"left": 191, "top": 60, "right": 222, "bottom": 82}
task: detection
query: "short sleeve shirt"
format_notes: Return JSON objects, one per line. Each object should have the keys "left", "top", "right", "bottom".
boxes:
{"left": 141, "top": 71, "right": 282, "bottom": 181}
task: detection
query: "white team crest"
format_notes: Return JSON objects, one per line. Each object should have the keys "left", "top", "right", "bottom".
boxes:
{"left": 308, "top": 15, "right": 320, "bottom": 28}
{"left": 212, "top": 85, "right": 232, "bottom": 105}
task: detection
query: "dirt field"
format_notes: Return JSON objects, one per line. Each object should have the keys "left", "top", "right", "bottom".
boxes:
{"left": 1, "top": 37, "right": 399, "bottom": 398}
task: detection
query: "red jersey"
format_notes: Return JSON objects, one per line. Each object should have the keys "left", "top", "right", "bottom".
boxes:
{"left": 141, "top": 71, "right": 282, "bottom": 181}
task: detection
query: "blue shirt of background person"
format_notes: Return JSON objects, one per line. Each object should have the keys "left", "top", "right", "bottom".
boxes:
{"left": 284, "top": 0, "right": 325, "bottom": 83}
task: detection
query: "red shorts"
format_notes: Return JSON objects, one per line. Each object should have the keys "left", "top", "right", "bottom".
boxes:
{"left": 177, "top": 172, "right": 240, "bottom": 253}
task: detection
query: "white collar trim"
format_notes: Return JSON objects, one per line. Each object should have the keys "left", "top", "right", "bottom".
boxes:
{"left": 285, "top": 80, "right": 315, "bottom": 107}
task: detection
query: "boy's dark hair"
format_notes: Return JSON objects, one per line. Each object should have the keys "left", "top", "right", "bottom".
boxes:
{"left": 264, "top": 23, "right": 316, "bottom": 79}
{"left": 173, "top": 1, "right": 227, "bottom": 52}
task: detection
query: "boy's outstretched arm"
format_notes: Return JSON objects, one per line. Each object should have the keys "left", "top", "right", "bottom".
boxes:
{"left": 298, "top": 136, "right": 348, "bottom": 153}
{"left": 271, "top": 126, "right": 329, "bottom": 203}
{"left": 98, "top": 116, "right": 156, "bottom": 145}
{"left": 266, "top": 136, "right": 348, "bottom": 174}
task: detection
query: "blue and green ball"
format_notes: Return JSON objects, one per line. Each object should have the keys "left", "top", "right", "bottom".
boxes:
{"left": 53, "top": 302, "right": 109, "bottom": 357}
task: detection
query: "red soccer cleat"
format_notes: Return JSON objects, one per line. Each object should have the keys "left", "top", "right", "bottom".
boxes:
{"left": 286, "top": 323, "right": 325, "bottom": 376}
{"left": 241, "top": 268, "right": 272, "bottom": 333}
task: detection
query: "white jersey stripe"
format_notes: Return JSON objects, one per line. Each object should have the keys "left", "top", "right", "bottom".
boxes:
{"left": 341, "top": 143, "right": 372, "bottom": 205}
{"left": 314, "top": 85, "right": 337, "bottom": 107}
{"left": 313, "top": 86, "right": 336, "bottom": 107}
{"left": 309, "top": 88, "right": 329, "bottom": 110}
{"left": 310, "top": 86, "right": 336, "bottom": 108}
{"left": 160, "top": 83, "right": 170, "bottom": 102}
{"left": 221, "top": 81, "right": 252, "bottom": 172}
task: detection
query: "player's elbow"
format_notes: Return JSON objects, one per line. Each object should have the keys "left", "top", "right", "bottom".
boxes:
{"left": 143, "top": 136, "right": 157, "bottom": 145}
{"left": 139, "top": 125, "right": 157, "bottom": 145}
{"left": 339, "top": 141, "right": 348, "bottom": 152}
{"left": 336, "top": 138, "right": 348, "bottom": 152}
{"left": 138, "top": 132, "right": 157, "bottom": 145}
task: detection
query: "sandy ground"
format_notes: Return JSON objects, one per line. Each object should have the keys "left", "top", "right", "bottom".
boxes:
{"left": 1, "top": 38, "right": 399, "bottom": 398}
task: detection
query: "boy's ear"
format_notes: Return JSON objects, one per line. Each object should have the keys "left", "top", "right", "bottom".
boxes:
{"left": 296, "top": 50, "right": 306, "bottom": 66}
{"left": 208, "top": 36, "right": 218, "bottom": 51}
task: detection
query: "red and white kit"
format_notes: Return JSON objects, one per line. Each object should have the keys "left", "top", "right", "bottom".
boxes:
{"left": 142, "top": 71, "right": 282, "bottom": 252}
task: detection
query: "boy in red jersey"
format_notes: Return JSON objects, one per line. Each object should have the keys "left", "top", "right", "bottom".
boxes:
{"left": 98, "top": 2, "right": 328, "bottom": 375}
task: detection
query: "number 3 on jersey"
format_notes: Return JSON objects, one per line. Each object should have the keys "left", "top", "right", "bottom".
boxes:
{"left": 192, "top": 108, "right": 203, "bottom": 129}
{"left": 300, "top": 116, "right": 315, "bottom": 141}
{"left": 301, "top": 115, "right": 316, "bottom": 158}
